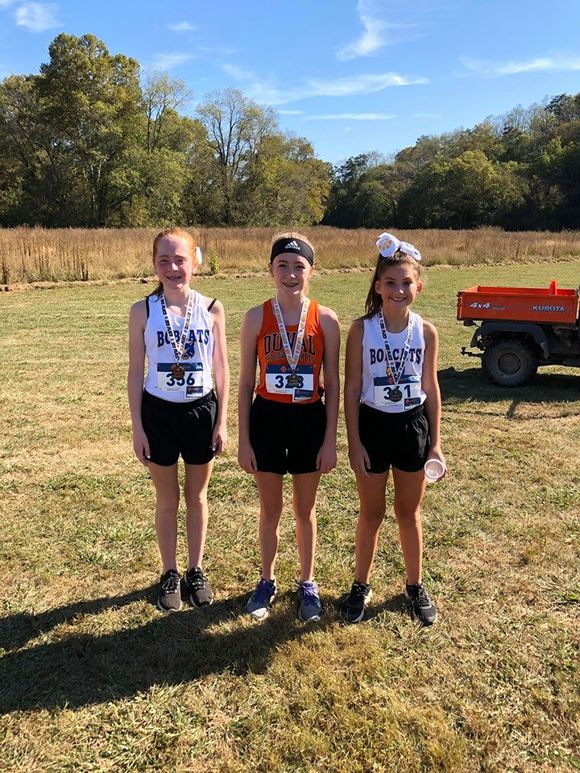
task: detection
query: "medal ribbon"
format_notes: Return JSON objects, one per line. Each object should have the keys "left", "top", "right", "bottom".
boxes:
{"left": 159, "top": 291, "right": 196, "bottom": 365}
{"left": 271, "top": 297, "right": 310, "bottom": 373}
{"left": 379, "top": 311, "right": 414, "bottom": 386}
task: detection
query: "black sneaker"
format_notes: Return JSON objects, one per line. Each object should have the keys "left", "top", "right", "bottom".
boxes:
{"left": 405, "top": 583, "right": 437, "bottom": 626}
{"left": 157, "top": 569, "right": 182, "bottom": 612}
{"left": 184, "top": 566, "right": 214, "bottom": 607}
{"left": 340, "top": 581, "right": 372, "bottom": 624}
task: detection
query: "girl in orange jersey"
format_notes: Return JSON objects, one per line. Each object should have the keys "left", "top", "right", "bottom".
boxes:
{"left": 238, "top": 233, "right": 340, "bottom": 622}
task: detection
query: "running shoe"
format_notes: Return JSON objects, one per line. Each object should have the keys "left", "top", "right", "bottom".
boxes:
{"left": 157, "top": 569, "right": 182, "bottom": 612}
{"left": 184, "top": 567, "right": 214, "bottom": 607}
{"left": 246, "top": 578, "right": 277, "bottom": 621}
{"left": 405, "top": 583, "right": 437, "bottom": 626}
{"left": 296, "top": 580, "right": 323, "bottom": 622}
{"left": 340, "top": 581, "right": 372, "bottom": 624}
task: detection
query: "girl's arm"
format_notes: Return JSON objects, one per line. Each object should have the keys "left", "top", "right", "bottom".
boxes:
{"left": 422, "top": 320, "right": 445, "bottom": 469}
{"left": 127, "top": 300, "right": 150, "bottom": 465}
{"left": 317, "top": 306, "right": 340, "bottom": 473}
{"left": 237, "top": 306, "right": 261, "bottom": 474}
{"left": 210, "top": 300, "right": 230, "bottom": 454}
{"left": 344, "top": 319, "right": 370, "bottom": 475}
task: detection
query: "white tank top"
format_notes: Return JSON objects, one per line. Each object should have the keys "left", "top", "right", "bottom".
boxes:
{"left": 360, "top": 310, "right": 427, "bottom": 414}
{"left": 144, "top": 291, "right": 214, "bottom": 403}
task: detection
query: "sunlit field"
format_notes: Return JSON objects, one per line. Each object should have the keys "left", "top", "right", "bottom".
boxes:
{"left": 0, "top": 260, "right": 578, "bottom": 771}
{"left": 1, "top": 225, "right": 580, "bottom": 284}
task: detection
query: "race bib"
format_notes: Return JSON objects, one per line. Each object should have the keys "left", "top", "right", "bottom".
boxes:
{"left": 373, "top": 375, "right": 422, "bottom": 408}
{"left": 157, "top": 362, "right": 204, "bottom": 398}
{"left": 265, "top": 365, "right": 314, "bottom": 401}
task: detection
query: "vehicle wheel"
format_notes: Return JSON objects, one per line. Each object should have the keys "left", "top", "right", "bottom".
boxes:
{"left": 482, "top": 338, "right": 538, "bottom": 386}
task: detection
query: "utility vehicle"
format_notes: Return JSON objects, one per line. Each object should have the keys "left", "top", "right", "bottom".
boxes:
{"left": 457, "top": 280, "right": 580, "bottom": 386}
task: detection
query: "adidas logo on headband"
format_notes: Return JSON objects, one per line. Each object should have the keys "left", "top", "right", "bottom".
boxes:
{"left": 270, "top": 236, "right": 315, "bottom": 265}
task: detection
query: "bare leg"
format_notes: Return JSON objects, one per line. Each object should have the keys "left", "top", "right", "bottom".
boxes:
{"left": 254, "top": 472, "right": 284, "bottom": 580}
{"left": 184, "top": 460, "right": 214, "bottom": 569}
{"left": 292, "top": 471, "right": 322, "bottom": 582}
{"left": 392, "top": 467, "right": 426, "bottom": 585}
{"left": 354, "top": 471, "right": 389, "bottom": 584}
{"left": 147, "top": 462, "right": 180, "bottom": 573}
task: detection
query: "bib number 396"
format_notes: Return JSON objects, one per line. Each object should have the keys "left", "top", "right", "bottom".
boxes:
{"left": 157, "top": 362, "right": 203, "bottom": 392}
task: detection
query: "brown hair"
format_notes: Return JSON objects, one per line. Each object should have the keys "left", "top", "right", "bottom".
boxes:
{"left": 150, "top": 227, "right": 198, "bottom": 297}
{"left": 364, "top": 251, "right": 421, "bottom": 319}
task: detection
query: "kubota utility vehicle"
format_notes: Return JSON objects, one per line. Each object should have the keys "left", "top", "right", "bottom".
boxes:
{"left": 457, "top": 280, "right": 580, "bottom": 386}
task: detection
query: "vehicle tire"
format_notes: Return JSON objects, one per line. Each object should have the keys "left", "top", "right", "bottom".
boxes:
{"left": 482, "top": 338, "right": 538, "bottom": 386}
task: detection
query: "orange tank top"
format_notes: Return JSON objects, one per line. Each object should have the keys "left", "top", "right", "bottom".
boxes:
{"left": 256, "top": 299, "right": 325, "bottom": 404}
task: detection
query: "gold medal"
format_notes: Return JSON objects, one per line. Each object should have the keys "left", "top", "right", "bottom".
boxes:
{"left": 389, "top": 387, "right": 403, "bottom": 402}
{"left": 171, "top": 363, "right": 185, "bottom": 379}
{"left": 286, "top": 373, "right": 302, "bottom": 388}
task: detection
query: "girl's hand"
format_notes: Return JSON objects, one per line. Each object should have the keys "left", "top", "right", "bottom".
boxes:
{"left": 348, "top": 442, "right": 371, "bottom": 476}
{"left": 212, "top": 421, "right": 228, "bottom": 455}
{"left": 238, "top": 442, "right": 257, "bottom": 474}
{"left": 132, "top": 427, "right": 150, "bottom": 466}
{"left": 316, "top": 439, "right": 337, "bottom": 474}
{"left": 426, "top": 446, "right": 446, "bottom": 480}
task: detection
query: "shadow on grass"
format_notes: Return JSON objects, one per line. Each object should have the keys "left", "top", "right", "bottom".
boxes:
{"left": 0, "top": 587, "right": 336, "bottom": 713}
{"left": 440, "top": 366, "right": 579, "bottom": 415}
{"left": 364, "top": 593, "right": 408, "bottom": 620}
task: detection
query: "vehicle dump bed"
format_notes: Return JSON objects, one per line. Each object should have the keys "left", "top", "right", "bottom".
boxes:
{"left": 457, "top": 280, "right": 579, "bottom": 324}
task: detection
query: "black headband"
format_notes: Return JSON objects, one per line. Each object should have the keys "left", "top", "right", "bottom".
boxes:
{"left": 270, "top": 237, "right": 314, "bottom": 265}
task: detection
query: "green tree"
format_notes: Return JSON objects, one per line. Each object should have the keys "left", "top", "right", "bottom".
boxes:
{"left": 402, "top": 151, "right": 526, "bottom": 229}
{"left": 37, "top": 33, "right": 145, "bottom": 225}
{"left": 196, "top": 89, "right": 277, "bottom": 225}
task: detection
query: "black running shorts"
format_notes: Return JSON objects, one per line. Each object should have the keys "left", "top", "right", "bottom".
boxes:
{"left": 141, "top": 389, "right": 217, "bottom": 466}
{"left": 249, "top": 395, "right": 327, "bottom": 475}
{"left": 358, "top": 402, "right": 430, "bottom": 474}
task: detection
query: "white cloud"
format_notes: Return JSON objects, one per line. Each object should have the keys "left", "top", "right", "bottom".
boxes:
{"left": 15, "top": 2, "right": 59, "bottom": 32}
{"left": 410, "top": 112, "right": 443, "bottom": 119}
{"left": 0, "top": 0, "right": 16, "bottom": 8}
{"left": 151, "top": 52, "right": 197, "bottom": 70}
{"left": 337, "top": 0, "right": 389, "bottom": 61}
{"left": 247, "top": 72, "right": 428, "bottom": 105}
{"left": 278, "top": 109, "right": 304, "bottom": 115}
{"left": 304, "top": 112, "right": 395, "bottom": 121}
{"left": 222, "top": 63, "right": 254, "bottom": 81}
{"left": 462, "top": 55, "right": 580, "bottom": 77}
{"left": 168, "top": 21, "right": 195, "bottom": 32}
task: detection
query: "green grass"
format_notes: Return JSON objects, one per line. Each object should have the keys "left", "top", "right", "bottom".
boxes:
{"left": 0, "top": 263, "right": 579, "bottom": 771}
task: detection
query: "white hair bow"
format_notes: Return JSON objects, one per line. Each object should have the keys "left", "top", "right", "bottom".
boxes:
{"left": 376, "top": 232, "right": 422, "bottom": 261}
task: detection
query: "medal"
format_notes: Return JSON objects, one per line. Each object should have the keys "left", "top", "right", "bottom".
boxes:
{"left": 160, "top": 291, "right": 196, "bottom": 379}
{"left": 378, "top": 311, "right": 414, "bottom": 393}
{"left": 286, "top": 373, "right": 303, "bottom": 389}
{"left": 388, "top": 387, "right": 402, "bottom": 402}
{"left": 271, "top": 297, "right": 310, "bottom": 385}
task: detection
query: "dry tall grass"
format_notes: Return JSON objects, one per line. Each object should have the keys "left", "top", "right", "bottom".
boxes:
{"left": 1, "top": 226, "right": 579, "bottom": 285}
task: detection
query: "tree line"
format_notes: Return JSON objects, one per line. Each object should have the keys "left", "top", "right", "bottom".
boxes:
{"left": 323, "top": 95, "right": 580, "bottom": 231}
{"left": 0, "top": 33, "right": 578, "bottom": 230}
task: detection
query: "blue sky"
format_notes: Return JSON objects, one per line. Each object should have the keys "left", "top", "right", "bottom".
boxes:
{"left": 1, "top": 0, "right": 579, "bottom": 165}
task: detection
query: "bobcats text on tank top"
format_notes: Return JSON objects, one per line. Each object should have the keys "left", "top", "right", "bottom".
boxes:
{"left": 360, "top": 310, "right": 427, "bottom": 413}
{"left": 255, "top": 299, "right": 324, "bottom": 404}
{"left": 144, "top": 291, "right": 214, "bottom": 403}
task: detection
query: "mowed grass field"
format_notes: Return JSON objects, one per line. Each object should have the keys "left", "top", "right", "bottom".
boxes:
{"left": 0, "top": 261, "right": 579, "bottom": 771}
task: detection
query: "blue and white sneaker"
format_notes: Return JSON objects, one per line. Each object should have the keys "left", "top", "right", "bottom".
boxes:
{"left": 246, "top": 578, "right": 277, "bottom": 621}
{"left": 296, "top": 580, "right": 322, "bottom": 622}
